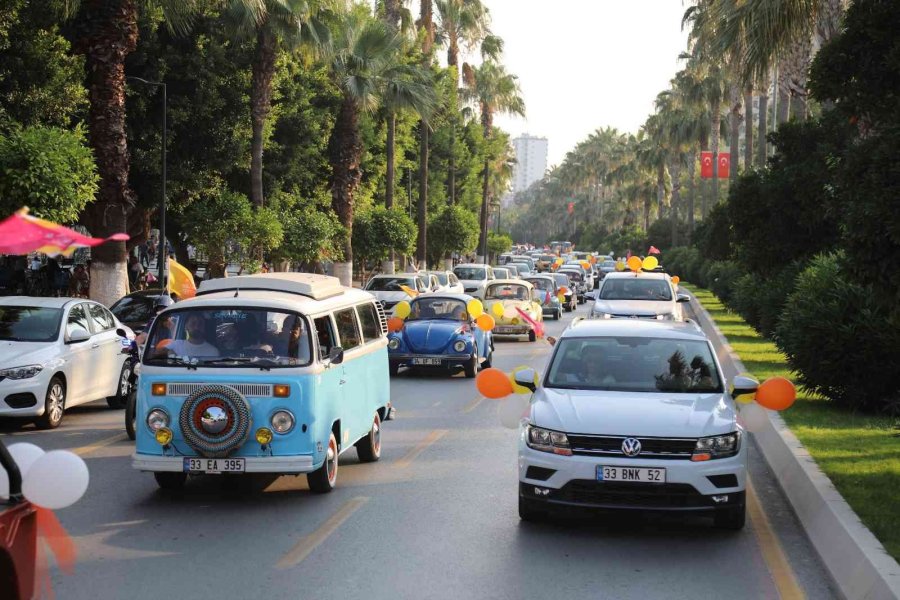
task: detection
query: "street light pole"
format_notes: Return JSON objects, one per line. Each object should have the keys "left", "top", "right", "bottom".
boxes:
{"left": 126, "top": 76, "right": 167, "bottom": 289}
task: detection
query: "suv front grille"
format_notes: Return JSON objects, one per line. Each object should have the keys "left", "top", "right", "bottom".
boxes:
{"left": 567, "top": 434, "right": 696, "bottom": 459}
{"left": 553, "top": 481, "right": 708, "bottom": 508}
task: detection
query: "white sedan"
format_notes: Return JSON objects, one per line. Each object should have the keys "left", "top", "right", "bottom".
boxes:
{"left": 0, "top": 297, "right": 134, "bottom": 428}
{"left": 427, "top": 270, "right": 464, "bottom": 293}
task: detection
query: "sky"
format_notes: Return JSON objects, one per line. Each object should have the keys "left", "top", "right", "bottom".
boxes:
{"left": 481, "top": 0, "right": 690, "bottom": 166}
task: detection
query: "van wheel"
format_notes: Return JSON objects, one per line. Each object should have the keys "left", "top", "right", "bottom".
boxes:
{"left": 36, "top": 377, "right": 65, "bottom": 430}
{"left": 154, "top": 472, "right": 187, "bottom": 490}
{"left": 308, "top": 433, "right": 338, "bottom": 493}
{"left": 356, "top": 413, "right": 381, "bottom": 463}
{"left": 713, "top": 504, "right": 746, "bottom": 530}
{"left": 528, "top": 330, "right": 537, "bottom": 342}
{"left": 107, "top": 360, "right": 132, "bottom": 409}
{"left": 464, "top": 349, "right": 478, "bottom": 378}
{"left": 125, "top": 390, "right": 137, "bottom": 440}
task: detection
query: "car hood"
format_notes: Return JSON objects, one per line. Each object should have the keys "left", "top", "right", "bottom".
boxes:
{"left": 402, "top": 320, "right": 466, "bottom": 354}
{"left": 592, "top": 299, "right": 673, "bottom": 316}
{"left": 369, "top": 290, "right": 411, "bottom": 303}
{"left": 530, "top": 387, "right": 735, "bottom": 438}
{"left": 0, "top": 341, "right": 59, "bottom": 367}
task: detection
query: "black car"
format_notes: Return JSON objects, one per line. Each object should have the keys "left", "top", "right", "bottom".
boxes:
{"left": 109, "top": 288, "right": 167, "bottom": 334}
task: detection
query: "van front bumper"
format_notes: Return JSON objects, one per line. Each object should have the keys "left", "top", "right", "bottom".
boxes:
{"left": 132, "top": 453, "right": 316, "bottom": 474}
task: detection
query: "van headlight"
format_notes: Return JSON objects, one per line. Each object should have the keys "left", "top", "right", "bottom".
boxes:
{"left": 146, "top": 408, "right": 170, "bottom": 432}
{"left": 692, "top": 431, "right": 741, "bottom": 461}
{"left": 526, "top": 425, "right": 572, "bottom": 456}
{"left": 270, "top": 410, "right": 295, "bottom": 434}
{"left": 388, "top": 338, "right": 400, "bottom": 350}
{"left": 0, "top": 364, "right": 43, "bottom": 380}
{"left": 453, "top": 340, "right": 467, "bottom": 353}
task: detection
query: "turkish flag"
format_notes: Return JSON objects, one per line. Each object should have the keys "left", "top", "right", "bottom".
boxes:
{"left": 700, "top": 152, "right": 713, "bottom": 179}
{"left": 567, "top": 201, "right": 574, "bottom": 214}
{"left": 718, "top": 153, "right": 730, "bottom": 178}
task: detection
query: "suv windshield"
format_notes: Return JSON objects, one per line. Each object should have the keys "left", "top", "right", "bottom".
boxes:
{"left": 366, "top": 277, "right": 417, "bottom": 291}
{"left": 599, "top": 278, "right": 672, "bottom": 301}
{"left": 454, "top": 267, "right": 486, "bottom": 280}
{"left": 144, "top": 308, "right": 312, "bottom": 367}
{"left": 546, "top": 336, "right": 722, "bottom": 393}
{"left": 486, "top": 283, "right": 529, "bottom": 300}
{"left": 0, "top": 306, "right": 62, "bottom": 342}
{"left": 408, "top": 298, "right": 468, "bottom": 321}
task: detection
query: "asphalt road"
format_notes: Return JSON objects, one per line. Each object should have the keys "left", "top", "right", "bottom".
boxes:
{"left": 1, "top": 302, "right": 838, "bottom": 600}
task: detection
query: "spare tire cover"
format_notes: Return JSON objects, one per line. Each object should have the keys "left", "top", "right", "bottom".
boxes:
{"left": 179, "top": 385, "right": 251, "bottom": 458}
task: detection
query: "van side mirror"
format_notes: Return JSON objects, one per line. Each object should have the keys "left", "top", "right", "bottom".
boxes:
{"left": 676, "top": 294, "right": 691, "bottom": 303}
{"left": 514, "top": 368, "right": 538, "bottom": 392}
{"left": 546, "top": 336, "right": 557, "bottom": 347}
{"left": 731, "top": 375, "right": 759, "bottom": 400}
{"left": 67, "top": 328, "right": 91, "bottom": 343}
{"left": 328, "top": 346, "right": 344, "bottom": 365}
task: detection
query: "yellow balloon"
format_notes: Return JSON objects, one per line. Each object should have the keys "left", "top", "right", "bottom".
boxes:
{"left": 467, "top": 298, "right": 484, "bottom": 318}
{"left": 615, "top": 260, "right": 625, "bottom": 272}
{"left": 395, "top": 300, "right": 411, "bottom": 319}
{"left": 557, "top": 293, "right": 566, "bottom": 304}
{"left": 509, "top": 366, "right": 539, "bottom": 394}
{"left": 642, "top": 256, "right": 659, "bottom": 270}
{"left": 491, "top": 302, "right": 505, "bottom": 318}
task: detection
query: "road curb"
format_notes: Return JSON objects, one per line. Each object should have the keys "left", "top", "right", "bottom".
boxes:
{"left": 686, "top": 291, "right": 900, "bottom": 600}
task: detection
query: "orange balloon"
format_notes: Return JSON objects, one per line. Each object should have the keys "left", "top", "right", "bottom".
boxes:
{"left": 559, "top": 286, "right": 569, "bottom": 295}
{"left": 387, "top": 317, "right": 405, "bottom": 333}
{"left": 476, "top": 367, "right": 514, "bottom": 399}
{"left": 756, "top": 376, "right": 796, "bottom": 411}
{"left": 626, "top": 256, "right": 642, "bottom": 272}
{"left": 476, "top": 313, "right": 495, "bottom": 331}
{"left": 671, "top": 276, "right": 680, "bottom": 285}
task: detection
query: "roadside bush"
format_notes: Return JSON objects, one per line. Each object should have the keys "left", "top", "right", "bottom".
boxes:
{"left": 776, "top": 252, "right": 900, "bottom": 411}
{"left": 731, "top": 266, "right": 801, "bottom": 337}
{"left": 705, "top": 260, "right": 743, "bottom": 305}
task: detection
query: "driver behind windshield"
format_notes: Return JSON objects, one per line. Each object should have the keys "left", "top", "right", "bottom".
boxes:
{"left": 163, "top": 314, "right": 220, "bottom": 357}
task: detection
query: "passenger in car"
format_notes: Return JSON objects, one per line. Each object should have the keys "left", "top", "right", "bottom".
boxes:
{"left": 271, "top": 316, "right": 310, "bottom": 363}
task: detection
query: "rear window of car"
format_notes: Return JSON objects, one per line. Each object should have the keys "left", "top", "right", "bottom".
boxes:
{"left": 365, "top": 277, "right": 417, "bottom": 291}
{"left": 599, "top": 278, "right": 672, "bottom": 301}
{"left": 454, "top": 267, "right": 486, "bottom": 280}
{"left": 111, "top": 295, "right": 156, "bottom": 323}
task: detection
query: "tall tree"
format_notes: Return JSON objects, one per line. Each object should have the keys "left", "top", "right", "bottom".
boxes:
{"left": 415, "top": 0, "right": 436, "bottom": 268}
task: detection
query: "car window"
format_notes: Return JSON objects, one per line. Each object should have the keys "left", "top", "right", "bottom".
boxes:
{"left": 110, "top": 295, "right": 156, "bottom": 323}
{"left": 314, "top": 315, "right": 338, "bottom": 360}
{"left": 66, "top": 304, "right": 91, "bottom": 338}
{"left": 334, "top": 308, "right": 361, "bottom": 350}
{"left": 454, "top": 267, "right": 486, "bottom": 280}
{"left": 408, "top": 298, "right": 468, "bottom": 321}
{"left": 87, "top": 303, "right": 116, "bottom": 332}
{"left": 434, "top": 273, "right": 449, "bottom": 286}
{"left": 485, "top": 284, "right": 529, "bottom": 300}
{"left": 356, "top": 303, "right": 381, "bottom": 342}
{"left": 449, "top": 274, "right": 459, "bottom": 285}
{"left": 0, "top": 306, "right": 63, "bottom": 342}
{"left": 365, "top": 277, "right": 417, "bottom": 291}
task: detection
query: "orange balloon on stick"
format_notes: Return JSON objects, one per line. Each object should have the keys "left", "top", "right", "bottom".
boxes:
{"left": 476, "top": 367, "right": 514, "bottom": 399}
{"left": 387, "top": 317, "right": 405, "bottom": 333}
{"left": 626, "top": 256, "right": 642, "bottom": 272}
{"left": 671, "top": 276, "right": 680, "bottom": 285}
{"left": 756, "top": 377, "right": 796, "bottom": 411}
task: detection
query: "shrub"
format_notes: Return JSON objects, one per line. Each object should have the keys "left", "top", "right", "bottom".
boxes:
{"left": 705, "top": 260, "right": 743, "bottom": 305}
{"left": 731, "top": 266, "right": 801, "bottom": 337}
{"left": 775, "top": 252, "right": 900, "bottom": 411}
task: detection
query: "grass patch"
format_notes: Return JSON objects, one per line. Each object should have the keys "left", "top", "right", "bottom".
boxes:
{"left": 684, "top": 283, "right": 900, "bottom": 561}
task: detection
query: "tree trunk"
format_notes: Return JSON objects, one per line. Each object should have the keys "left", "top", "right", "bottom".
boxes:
{"left": 478, "top": 158, "right": 490, "bottom": 263}
{"left": 743, "top": 87, "right": 753, "bottom": 171}
{"left": 729, "top": 83, "right": 741, "bottom": 183}
{"left": 757, "top": 91, "right": 768, "bottom": 167}
{"left": 250, "top": 26, "right": 277, "bottom": 207}
{"left": 384, "top": 0, "right": 402, "bottom": 31}
{"left": 643, "top": 195, "right": 650, "bottom": 232}
{"left": 77, "top": 0, "right": 139, "bottom": 307}
{"left": 419, "top": 0, "right": 434, "bottom": 55}
{"left": 785, "top": 35, "right": 811, "bottom": 121}
{"left": 686, "top": 155, "right": 695, "bottom": 242}
{"left": 710, "top": 101, "right": 720, "bottom": 214}
{"left": 328, "top": 96, "right": 363, "bottom": 286}
{"left": 386, "top": 112, "right": 396, "bottom": 209}
{"left": 776, "top": 57, "right": 790, "bottom": 125}
{"left": 670, "top": 161, "right": 681, "bottom": 248}
{"left": 447, "top": 121, "right": 457, "bottom": 205}
{"left": 656, "top": 162, "right": 665, "bottom": 223}
{"left": 699, "top": 134, "right": 709, "bottom": 222}
{"left": 416, "top": 124, "right": 429, "bottom": 267}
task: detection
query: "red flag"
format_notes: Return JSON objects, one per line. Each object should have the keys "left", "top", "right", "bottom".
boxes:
{"left": 648, "top": 246, "right": 660, "bottom": 255}
{"left": 718, "top": 153, "right": 730, "bottom": 178}
{"left": 700, "top": 152, "right": 713, "bottom": 179}
{"left": 567, "top": 201, "right": 574, "bottom": 214}
{"left": 0, "top": 207, "right": 128, "bottom": 256}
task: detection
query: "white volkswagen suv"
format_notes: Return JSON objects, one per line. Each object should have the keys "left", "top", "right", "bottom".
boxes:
{"left": 516, "top": 318, "right": 756, "bottom": 529}
{"left": 591, "top": 271, "right": 688, "bottom": 320}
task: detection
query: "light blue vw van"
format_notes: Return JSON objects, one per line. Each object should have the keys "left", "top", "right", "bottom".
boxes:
{"left": 131, "top": 273, "right": 392, "bottom": 493}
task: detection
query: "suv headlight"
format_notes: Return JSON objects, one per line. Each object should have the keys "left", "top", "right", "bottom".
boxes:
{"left": 692, "top": 431, "right": 741, "bottom": 461}
{"left": 526, "top": 424, "right": 572, "bottom": 456}
{"left": 0, "top": 364, "right": 43, "bottom": 380}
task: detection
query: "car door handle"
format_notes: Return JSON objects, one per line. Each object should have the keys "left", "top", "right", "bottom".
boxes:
{"left": 91, "top": 343, "right": 100, "bottom": 349}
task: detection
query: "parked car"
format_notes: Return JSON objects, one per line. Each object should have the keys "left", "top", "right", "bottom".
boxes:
{"left": 550, "top": 272, "right": 578, "bottom": 312}
{"left": 387, "top": 294, "right": 493, "bottom": 378}
{"left": 427, "top": 270, "right": 464, "bottom": 294}
{"left": 364, "top": 274, "right": 427, "bottom": 315}
{"left": 590, "top": 271, "right": 687, "bottom": 321}
{"left": 516, "top": 319, "right": 750, "bottom": 529}
{"left": 482, "top": 279, "right": 543, "bottom": 342}
{"left": 110, "top": 288, "right": 168, "bottom": 334}
{"left": 453, "top": 264, "right": 494, "bottom": 298}
{"left": 524, "top": 275, "right": 563, "bottom": 320}
{"left": 0, "top": 297, "right": 134, "bottom": 428}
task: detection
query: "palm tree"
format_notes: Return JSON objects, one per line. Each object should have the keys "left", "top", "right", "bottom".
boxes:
{"left": 224, "top": 0, "right": 327, "bottom": 207}
{"left": 325, "top": 9, "right": 436, "bottom": 286}
{"left": 463, "top": 61, "right": 525, "bottom": 262}
{"left": 65, "top": 0, "right": 197, "bottom": 306}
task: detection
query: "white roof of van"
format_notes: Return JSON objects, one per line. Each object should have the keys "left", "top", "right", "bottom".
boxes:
{"left": 197, "top": 273, "right": 345, "bottom": 300}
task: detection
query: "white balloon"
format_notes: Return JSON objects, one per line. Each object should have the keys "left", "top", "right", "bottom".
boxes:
{"left": 22, "top": 450, "right": 89, "bottom": 510}
{"left": 498, "top": 395, "right": 530, "bottom": 430}
{"left": 740, "top": 403, "right": 770, "bottom": 433}
{"left": 8, "top": 442, "right": 45, "bottom": 476}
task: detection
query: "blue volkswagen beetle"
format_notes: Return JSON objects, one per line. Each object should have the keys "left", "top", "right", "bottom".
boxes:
{"left": 387, "top": 294, "right": 493, "bottom": 378}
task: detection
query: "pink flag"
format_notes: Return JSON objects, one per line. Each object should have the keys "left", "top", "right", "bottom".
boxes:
{"left": 0, "top": 208, "right": 128, "bottom": 256}
{"left": 516, "top": 307, "right": 544, "bottom": 338}
{"left": 648, "top": 246, "right": 661, "bottom": 255}
{"left": 626, "top": 250, "right": 632, "bottom": 259}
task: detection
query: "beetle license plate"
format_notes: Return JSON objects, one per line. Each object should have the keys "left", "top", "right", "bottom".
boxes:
{"left": 596, "top": 465, "right": 666, "bottom": 483}
{"left": 411, "top": 357, "right": 442, "bottom": 366}
{"left": 183, "top": 458, "right": 245, "bottom": 473}
{"left": 494, "top": 327, "right": 518, "bottom": 334}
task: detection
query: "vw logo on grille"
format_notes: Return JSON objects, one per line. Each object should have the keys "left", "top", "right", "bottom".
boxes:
{"left": 621, "top": 437, "right": 642, "bottom": 457}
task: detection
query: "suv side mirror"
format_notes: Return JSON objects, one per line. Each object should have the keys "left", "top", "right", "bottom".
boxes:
{"left": 68, "top": 328, "right": 91, "bottom": 343}
{"left": 731, "top": 375, "right": 759, "bottom": 400}
{"left": 676, "top": 294, "right": 691, "bottom": 303}
{"left": 514, "top": 368, "right": 538, "bottom": 392}
{"left": 328, "top": 346, "right": 345, "bottom": 365}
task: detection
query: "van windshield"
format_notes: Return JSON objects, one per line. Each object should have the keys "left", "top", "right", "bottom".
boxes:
{"left": 144, "top": 308, "right": 313, "bottom": 367}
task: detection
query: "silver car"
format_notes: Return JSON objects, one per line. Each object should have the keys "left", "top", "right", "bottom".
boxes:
{"left": 590, "top": 272, "right": 689, "bottom": 321}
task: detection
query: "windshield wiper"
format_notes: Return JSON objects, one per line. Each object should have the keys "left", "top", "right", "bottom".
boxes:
{"left": 200, "top": 357, "right": 253, "bottom": 365}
